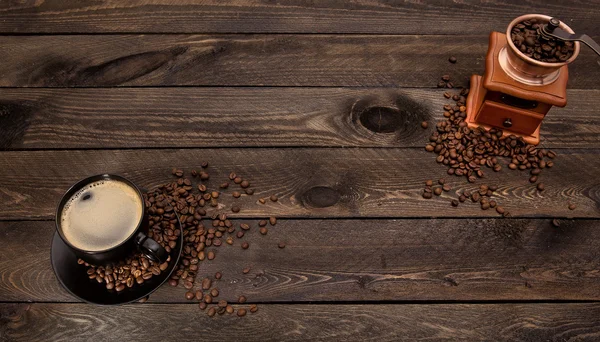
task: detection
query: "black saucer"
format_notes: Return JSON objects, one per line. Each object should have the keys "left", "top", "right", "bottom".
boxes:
{"left": 51, "top": 220, "right": 183, "bottom": 305}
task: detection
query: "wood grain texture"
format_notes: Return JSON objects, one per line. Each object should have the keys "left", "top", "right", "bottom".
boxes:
{"left": 0, "top": 35, "right": 598, "bottom": 88}
{"left": 1, "top": 88, "right": 599, "bottom": 149}
{"left": 3, "top": 219, "right": 600, "bottom": 303}
{"left": 3, "top": 303, "right": 600, "bottom": 341}
{"left": 1, "top": 0, "right": 599, "bottom": 35}
{"left": 1, "top": 148, "right": 598, "bottom": 220}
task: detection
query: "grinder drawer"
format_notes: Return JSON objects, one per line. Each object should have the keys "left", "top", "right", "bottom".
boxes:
{"left": 475, "top": 100, "right": 544, "bottom": 135}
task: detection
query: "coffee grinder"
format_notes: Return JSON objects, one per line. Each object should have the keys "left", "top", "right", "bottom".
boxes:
{"left": 466, "top": 14, "right": 600, "bottom": 145}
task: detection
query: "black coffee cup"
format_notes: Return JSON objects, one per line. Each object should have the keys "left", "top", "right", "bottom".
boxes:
{"left": 55, "top": 174, "right": 167, "bottom": 265}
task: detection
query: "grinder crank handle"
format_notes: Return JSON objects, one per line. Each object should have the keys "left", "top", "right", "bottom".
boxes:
{"left": 539, "top": 18, "right": 600, "bottom": 56}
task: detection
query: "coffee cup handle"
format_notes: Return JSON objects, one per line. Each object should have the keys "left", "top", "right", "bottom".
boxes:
{"left": 134, "top": 232, "right": 168, "bottom": 263}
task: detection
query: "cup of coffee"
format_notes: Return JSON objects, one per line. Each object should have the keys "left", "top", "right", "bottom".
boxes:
{"left": 55, "top": 174, "right": 167, "bottom": 265}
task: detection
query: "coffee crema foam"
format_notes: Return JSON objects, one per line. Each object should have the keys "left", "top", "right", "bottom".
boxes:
{"left": 60, "top": 179, "right": 143, "bottom": 252}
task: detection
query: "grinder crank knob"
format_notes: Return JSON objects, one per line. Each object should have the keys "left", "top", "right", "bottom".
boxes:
{"left": 546, "top": 18, "right": 560, "bottom": 33}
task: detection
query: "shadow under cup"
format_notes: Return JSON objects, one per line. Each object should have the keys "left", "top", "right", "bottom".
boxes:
{"left": 55, "top": 174, "right": 167, "bottom": 265}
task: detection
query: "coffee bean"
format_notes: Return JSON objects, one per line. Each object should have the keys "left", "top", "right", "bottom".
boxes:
{"left": 168, "top": 279, "right": 178, "bottom": 287}
{"left": 195, "top": 290, "right": 203, "bottom": 300}
{"left": 207, "top": 307, "right": 216, "bottom": 317}
{"left": 449, "top": 56, "right": 457, "bottom": 63}
{"left": 185, "top": 291, "right": 195, "bottom": 300}
{"left": 258, "top": 198, "right": 266, "bottom": 204}
{"left": 220, "top": 182, "right": 229, "bottom": 189}
{"left": 237, "top": 308, "right": 247, "bottom": 317}
{"left": 434, "top": 187, "right": 443, "bottom": 196}
{"left": 211, "top": 288, "right": 219, "bottom": 297}
{"left": 489, "top": 201, "right": 497, "bottom": 208}
{"left": 204, "top": 294, "right": 213, "bottom": 304}
{"left": 269, "top": 217, "right": 277, "bottom": 226}
{"left": 199, "top": 302, "right": 207, "bottom": 310}
{"left": 237, "top": 231, "right": 245, "bottom": 239}
{"left": 232, "top": 206, "right": 240, "bottom": 213}
{"left": 471, "top": 193, "right": 480, "bottom": 202}
{"left": 458, "top": 195, "right": 466, "bottom": 202}
{"left": 115, "top": 284, "right": 125, "bottom": 292}
{"left": 232, "top": 191, "right": 241, "bottom": 198}
{"left": 238, "top": 295, "right": 247, "bottom": 304}
{"left": 278, "top": 242, "right": 286, "bottom": 249}
{"left": 529, "top": 175, "right": 538, "bottom": 183}
{"left": 531, "top": 168, "right": 541, "bottom": 175}
{"left": 202, "top": 278, "right": 212, "bottom": 290}
{"left": 207, "top": 251, "right": 215, "bottom": 260}
{"left": 568, "top": 203, "right": 577, "bottom": 210}
{"left": 106, "top": 282, "right": 115, "bottom": 290}
{"left": 425, "top": 144, "right": 434, "bottom": 152}
{"left": 537, "top": 183, "right": 545, "bottom": 191}
{"left": 425, "top": 180, "right": 433, "bottom": 186}
{"left": 234, "top": 177, "right": 243, "bottom": 184}
{"left": 215, "top": 272, "right": 222, "bottom": 280}
{"left": 218, "top": 300, "right": 228, "bottom": 308}
{"left": 442, "top": 185, "right": 451, "bottom": 192}
{"left": 241, "top": 223, "right": 250, "bottom": 230}
{"left": 444, "top": 92, "right": 451, "bottom": 99}
{"left": 243, "top": 267, "right": 251, "bottom": 274}
{"left": 481, "top": 202, "right": 490, "bottom": 210}
{"left": 496, "top": 206, "right": 505, "bottom": 214}
{"left": 184, "top": 281, "right": 193, "bottom": 289}
{"left": 250, "top": 304, "right": 258, "bottom": 313}
{"left": 259, "top": 220, "right": 267, "bottom": 227}
{"left": 552, "top": 219, "right": 561, "bottom": 227}
{"left": 240, "top": 180, "right": 250, "bottom": 188}
{"left": 242, "top": 242, "right": 249, "bottom": 249}
{"left": 226, "top": 305, "right": 234, "bottom": 314}
{"left": 229, "top": 172, "right": 237, "bottom": 180}
{"left": 270, "top": 195, "right": 278, "bottom": 202}
{"left": 201, "top": 161, "right": 209, "bottom": 168}
{"left": 200, "top": 172, "right": 209, "bottom": 180}
{"left": 260, "top": 227, "right": 268, "bottom": 235}
{"left": 451, "top": 200, "right": 459, "bottom": 207}
{"left": 421, "top": 121, "right": 429, "bottom": 129}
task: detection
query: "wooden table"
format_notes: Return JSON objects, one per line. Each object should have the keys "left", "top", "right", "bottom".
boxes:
{"left": 1, "top": 1, "right": 600, "bottom": 341}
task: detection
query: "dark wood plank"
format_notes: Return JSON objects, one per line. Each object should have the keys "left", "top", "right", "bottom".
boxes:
{"left": 1, "top": 148, "right": 597, "bottom": 220}
{"left": 1, "top": 88, "right": 599, "bottom": 149}
{"left": 3, "top": 219, "right": 600, "bottom": 302}
{"left": 1, "top": 0, "right": 599, "bottom": 35}
{"left": 0, "top": 35, "right": 598, "bottom": 88}
{"left": 3, "top": 303, "right": 600, "bottom": 341}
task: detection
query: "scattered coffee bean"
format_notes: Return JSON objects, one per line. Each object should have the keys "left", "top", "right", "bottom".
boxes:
{"left": 243, "top": 267, "right": 251, "bottom": 274}
{"left": 421, "top": 121, "right": 429, "bottom": 129}
{"left": 423, "top": 192, "right": 433, "bottom": 199}
{"left": 269, "top": 217, "right": 277, "bottom": 226}
{"left": 259, "top": 220, "right": 267, "bottom": 227}
{"left": 425, "top": 180, "right": 433, "bottom": 187}
{"left": 232, "top": 206, "right": 240, "bottom": 213}
{"left": 451, "top": 200, "right": 459, "bottom": 207}
{"left": 442, "top": 184, "right": 451, "bottom": 192}
{"left": 232, "top": 191, "right": 241, "bottom": 198}
{"left": 552, "top": 219, "right": 561, "bottom": 227}
{"left": 226, "top": 305, "right": 234, "bottom": 314}
{"left": 260, "top": 227, "right": 268, "bottom": 235}
{"left": 195, "top": 290, "right": 203, "bottom": 300}
{"left": 245, "top": 189, "right": 255, "bottom": 195}
{"left": 241, "top": 242, "right": 249, "bottom": 249}
{"left": 234, "top": 177, "right": 243, "bottom": 184}
{"left": 259, "top": 198, "right": 266, "bottom": 204}
{"left": 220, "top": 182, "right": 229, "bottom": 189}
{"left": 537, "top": 183, "right": 545, "bottom": 191}
{"left": 207, "top": 307, "right": 216, "bottom": 317}
{"left": 278, "top": 242, "right": 286, "bottom": 249}
{"left": 211, "top": 288, "right": 219, "bottom": 297}
{"left": 270, "top": 195, "right": 278, "bottom": 202}
{"left": 238, "top": 295, "right": 247, "bottom": 304}
{"left": 529, "top": 176, "right": 538, "bottom": 183}
{"left": 434, "top": 187, "right": 443, "bottom": 196}
{"left": 237, "top": 308, "right": 247, "bottom": 317}
{"left": 240, "top": 180, "right": 250, "bottom": 188}
{"left": 207, "top": 251, "right": 215, "bottom": 260}
{"left": 199, "top": 302, "right": 207, "bottom": 310}
{"left": 215, "top": 272, "right": 222, "bottom": 280}
{"left": 449, "top": 56, "right": 457, "bottom": 64}
{"left": 568, "top": 203, "right": 577, "bottom": 210}
{"left": 185, "top": 291, "right": 195, "bottom": 300}
{"left": 202, "top": 278, "right": 212, "bottom": 290}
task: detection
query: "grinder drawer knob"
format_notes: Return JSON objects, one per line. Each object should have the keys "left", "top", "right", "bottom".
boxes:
{"left": 503, "top": 118, "right": 513, "bottom": 128}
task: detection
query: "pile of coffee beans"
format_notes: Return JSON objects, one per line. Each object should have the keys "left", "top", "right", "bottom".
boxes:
{"left": 424, "top": 77, "right": 558, "bottom": 215}
{"left": 510, "top": 18, "right": 574, "bottom": 63}
{"left": 80, "top": 254, "right": 170, "bottom": 292}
